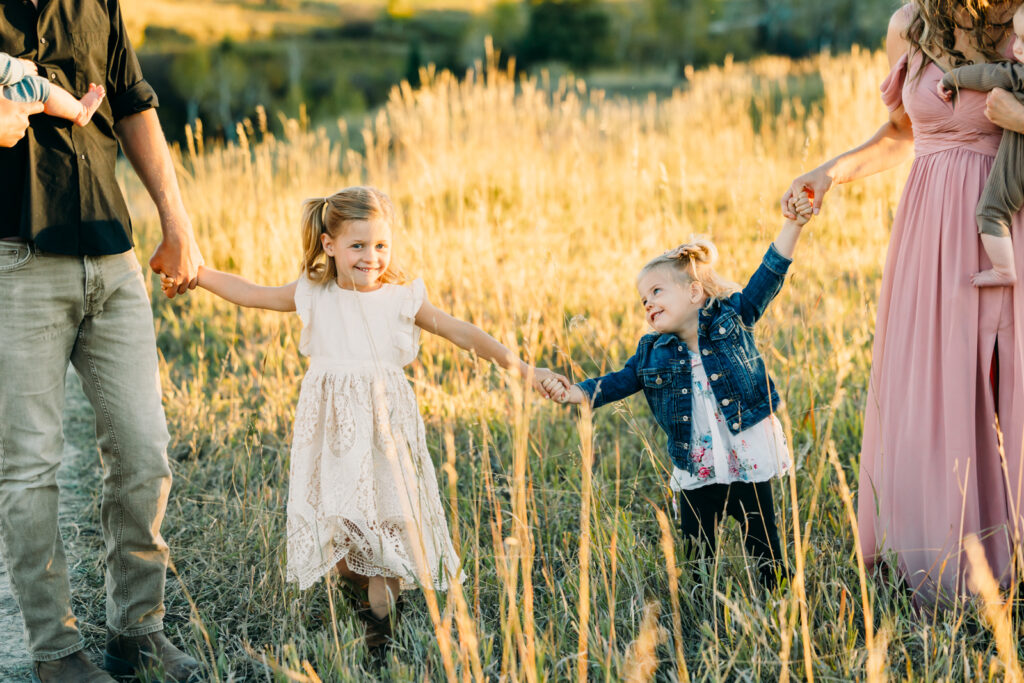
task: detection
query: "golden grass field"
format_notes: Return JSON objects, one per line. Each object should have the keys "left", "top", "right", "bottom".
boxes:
{"left": 93, "top": 45, "right": 1024, "bottom": 680}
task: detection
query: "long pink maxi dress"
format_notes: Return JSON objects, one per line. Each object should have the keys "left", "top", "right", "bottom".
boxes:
{"left": 857, "top": 50, "right": 1024, "bottom": 604}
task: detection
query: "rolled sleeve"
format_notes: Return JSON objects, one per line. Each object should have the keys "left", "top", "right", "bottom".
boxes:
{"left": 109, "top": 79, "right": 158, "bottom": 121}
{"left": 107, "top": 0, "right": 158, "bottom": 122}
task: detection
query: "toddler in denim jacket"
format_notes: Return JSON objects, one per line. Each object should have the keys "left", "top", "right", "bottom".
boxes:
{"left": 547, "top": 192, "right": 813, "bottom": 589}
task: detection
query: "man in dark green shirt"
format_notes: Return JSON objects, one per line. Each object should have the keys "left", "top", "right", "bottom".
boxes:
{"left": 0, "top": 1, "right": 203, "bottom": 681}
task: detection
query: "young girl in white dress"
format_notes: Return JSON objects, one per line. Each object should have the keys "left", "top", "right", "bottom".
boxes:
{"left": 176, "top": 186, "right": 568, "bottom": 644}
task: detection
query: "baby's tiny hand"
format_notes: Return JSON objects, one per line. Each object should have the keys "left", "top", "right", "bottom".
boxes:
{"left": 936, "top": 81, "right": 953, "bottom": 102}
{"left": 18, "top": 59, "right": 37, "bottom": 77}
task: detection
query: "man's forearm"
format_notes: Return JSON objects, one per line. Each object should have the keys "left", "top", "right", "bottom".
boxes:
{"left": 114, "top": 108, "right": 186, "bottom": 221}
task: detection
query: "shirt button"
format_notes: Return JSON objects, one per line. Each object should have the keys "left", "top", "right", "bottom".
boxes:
{"left": 48, "top": 73, "right": 55, "bottom": 80}
{"left": 39, "top": 37, "right": 46, "bottom": 45}
{"left": 719, "top": 326, "right": 727, "bottom": 335}
{"left": 721, "top": 398, "right": 730, "bottom": 406}
{"left": 80, "top": 154, "right": 86, "bottom": 160}
{"left": 702, "top": 349, "right": 710, "bottom": 356}
{"left": 710, "top": 373, "right": 719, "bottom": 381}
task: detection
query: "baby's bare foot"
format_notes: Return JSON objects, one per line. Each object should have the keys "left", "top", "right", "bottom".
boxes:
{"left": 74, "top": 83, "right": 105, "bottom": 126}
{"left": 971, "top": 267, "right": 1017, "bottom": 287}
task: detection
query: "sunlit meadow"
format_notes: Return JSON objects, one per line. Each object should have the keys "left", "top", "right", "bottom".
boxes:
{"left": 75, "top": 45, "right": 1022, "bottom": 679}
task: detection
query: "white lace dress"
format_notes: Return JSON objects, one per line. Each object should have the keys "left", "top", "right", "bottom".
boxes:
{"left": 286, "top": 276, "right": 461, "bottom": 591}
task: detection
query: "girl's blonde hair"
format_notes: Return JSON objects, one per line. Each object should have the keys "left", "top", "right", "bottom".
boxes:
{"left": 638, "top": 239, "right": 740, "bottom": 303}
{"left": 300, "top": 185, "right": 407, "bottom": 286}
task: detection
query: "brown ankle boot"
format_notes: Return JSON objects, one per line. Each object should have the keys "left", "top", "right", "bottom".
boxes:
{"left": 32, "top": 651, "right": 116, "bottom": 683}
{"left": 104, "top": 629, "right": 201, "bottom": 682}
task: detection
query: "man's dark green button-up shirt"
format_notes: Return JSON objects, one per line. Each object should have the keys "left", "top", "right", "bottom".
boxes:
{"left": 0, "top": 0, "right": 158, "bottom": 255}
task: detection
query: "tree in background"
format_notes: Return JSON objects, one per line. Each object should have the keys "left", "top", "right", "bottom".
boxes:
{"left": 517, "top": 0, "right": 614, "bottom": 70}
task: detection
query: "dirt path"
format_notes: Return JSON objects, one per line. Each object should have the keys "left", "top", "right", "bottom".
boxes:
{"left": 0, "top": 371, "right": 101, "bottom": 680}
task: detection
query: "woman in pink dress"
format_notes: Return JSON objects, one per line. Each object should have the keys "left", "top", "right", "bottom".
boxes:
{"left": 782, "top": 0, "right": 1024, "bottom": 605}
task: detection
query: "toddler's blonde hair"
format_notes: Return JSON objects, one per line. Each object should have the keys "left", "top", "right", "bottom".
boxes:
{"left": 638, "top": 239, "right": 740, "bottom": 303}
{"left": 300, "top": 185, "right": 407, "bottom": 286}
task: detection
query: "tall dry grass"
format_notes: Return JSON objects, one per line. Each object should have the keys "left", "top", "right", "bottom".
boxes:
{"left": 78, "top": 44, "right": 1024, "bottom": 679}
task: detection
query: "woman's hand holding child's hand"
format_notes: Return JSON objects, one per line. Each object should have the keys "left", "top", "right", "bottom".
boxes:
{"left": 788, "top": 192, "right": 814, "bottom": 226}
{"left": 18, "top": 59, "right": 37, "bottom": 77}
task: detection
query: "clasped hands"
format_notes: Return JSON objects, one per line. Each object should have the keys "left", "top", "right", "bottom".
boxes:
{"left": 535, "top": 371, "right": 584, "bottom": 405}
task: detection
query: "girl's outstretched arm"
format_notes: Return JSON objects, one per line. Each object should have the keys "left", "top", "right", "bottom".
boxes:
{"left": 414, "top": 298, "right": 569, "bottom": 398}
{"left": 175, "top": 265, "right": 297, "bottom": 311}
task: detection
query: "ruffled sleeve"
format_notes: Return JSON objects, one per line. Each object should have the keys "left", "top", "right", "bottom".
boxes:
{"left": 294, "top": 275, "right": 316, "bottom": 356}
{"left": 880, "top": 52, "right": 909, "bottom": 112}
{"left": 396, "top": 278, "right": 426, "bottom": 366}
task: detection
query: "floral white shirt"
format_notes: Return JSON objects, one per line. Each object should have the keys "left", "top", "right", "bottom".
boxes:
{"left": 669, "top": 350, "right": 791, "bottom": 491}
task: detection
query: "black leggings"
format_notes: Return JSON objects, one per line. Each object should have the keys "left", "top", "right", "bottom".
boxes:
{"left": 677, "top": 480, "right": 787, "bottom": 588}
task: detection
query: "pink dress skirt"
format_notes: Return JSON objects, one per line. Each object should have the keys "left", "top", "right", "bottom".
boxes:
{"left": 857, "top": 51, "right": 1024, "bottom": 605}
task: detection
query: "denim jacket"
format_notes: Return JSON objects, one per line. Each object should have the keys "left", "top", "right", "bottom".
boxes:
{"left": 577, "top": 244, "right": 792, "bottom": 473}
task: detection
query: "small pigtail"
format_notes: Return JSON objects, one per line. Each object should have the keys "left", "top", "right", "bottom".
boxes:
{"left": 300, "top": 196, "right": 333, "bottom": 284}
{"left": 640, "top": 238, "right": 737, "bottom": 303}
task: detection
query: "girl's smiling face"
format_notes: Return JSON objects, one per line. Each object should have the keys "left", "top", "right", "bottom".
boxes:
{"left": 637, "top": 266, "right": 705, "bottom": 336}
{"left": 321, "top": 218, "right": 392, "bottom": 291}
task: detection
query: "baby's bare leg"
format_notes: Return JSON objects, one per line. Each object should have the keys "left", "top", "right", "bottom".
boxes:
{"left": 972, "top": 234, "right": 1017, "bottom": 287}
{"left": 43, "top": 82, "right": 104, "bottom": 126}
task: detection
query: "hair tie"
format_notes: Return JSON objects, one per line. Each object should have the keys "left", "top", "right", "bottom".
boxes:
{"left": 320, "top": 198, "right": 329, "bottom": 227}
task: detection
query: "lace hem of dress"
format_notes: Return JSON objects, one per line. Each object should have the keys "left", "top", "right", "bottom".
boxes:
{"left": 286, "top": 512, "right": 461, "bottom": 592}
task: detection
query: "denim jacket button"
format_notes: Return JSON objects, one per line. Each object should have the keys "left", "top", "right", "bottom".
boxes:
{"left": 682, "top": 415, "right": 688, "bottom": 421}
{"left": 710, "top": 373, "right": 719, "bottom": 381}
{"left": 732, "top": 422, "right": 739, "bottom": 430}
{"left": 655, "top": 377, "right": 662, "bottom": 385}
{"left": 683, "top": 443, "right": 690, "bottom": 449}
{"left": 677, "top": 345, "right": 683, "bottom": 352}
{"left": 719, "top": 326, "right": 727, "bottom": 335}
{"left": 702, "top": 349, "right": 710, "bottom": 356}
{"left": 681, "top": 388, "right": 688, "bottom": 394}
{"left": 721, "top": 398, "right": 730, "bottom": 406}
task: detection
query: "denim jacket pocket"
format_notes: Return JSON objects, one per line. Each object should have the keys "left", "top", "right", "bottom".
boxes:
{"left": 639, "top": 368, "right": 677, "bottom": 418}
{"left": 709, "top": 312, "right": 740, "bottom": 341}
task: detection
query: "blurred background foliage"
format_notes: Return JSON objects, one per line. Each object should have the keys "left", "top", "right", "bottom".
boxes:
{"left": 132, "top": 0, "right": 899, "bottom": 143}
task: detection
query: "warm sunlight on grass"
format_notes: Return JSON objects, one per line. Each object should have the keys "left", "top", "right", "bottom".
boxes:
{"left": 94, "top": 44, "right": 1024, "bottom": 680}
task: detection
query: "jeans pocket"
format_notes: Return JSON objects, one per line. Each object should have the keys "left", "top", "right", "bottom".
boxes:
{"left": 0, "top": 242, "right": 34, "bottom": 273}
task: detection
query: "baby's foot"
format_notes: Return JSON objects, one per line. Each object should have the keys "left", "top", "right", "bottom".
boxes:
{"left": 74, "top": 83, "right": 105, "bottom": 126}
{"left": 971, "top": 267, "right": 1017, "bottom": 287}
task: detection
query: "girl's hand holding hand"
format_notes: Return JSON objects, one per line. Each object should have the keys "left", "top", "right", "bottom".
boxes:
{"left": 531, "top": 367, "right": 571, "bottom": 400}
{"left": 936, "top": 81, "right": 953, "bottom": 102}
{"left": 540, "top": 377, "right": 585, "bottom": 405}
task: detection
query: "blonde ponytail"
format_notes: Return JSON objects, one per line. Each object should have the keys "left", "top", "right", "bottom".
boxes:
{"left": 639, "top": 238, "right": 740, "bottom": 302}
